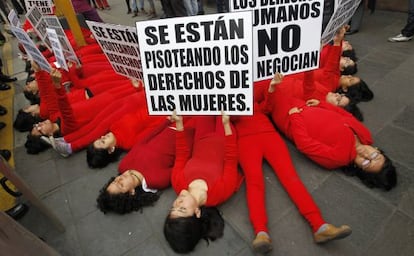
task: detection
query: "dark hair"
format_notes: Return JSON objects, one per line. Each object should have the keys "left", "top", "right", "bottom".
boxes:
{"left": 342, "top": 154, "right": 397, "bottom": 191}
{"left": 14, "top": 110, "right": 42, "bottom": 132}
{"left": 344, "top": 103, "right": 363, "bottom": 121}
{"left": 24, "top": 134, "right": 51, "bottom": 154}
{"left": 338, "top": 79, "right": 374, "bottom": 103}
{"left": 341, "top": 62, "right": 358, "bottom": 75}
{"left": 164, "top": 207, "right": 224, "bottom": 253}
{"left": 86, "top": 144, "right": 123, "bottom": 168}
{"left": 342, "top": 49, "right": 358, "bottom": 62}
{"left": 96, "top": 177, "right": 160, "bottom": 214}
{"left": 23, "top": 90, "right": 40, "bottom": 105}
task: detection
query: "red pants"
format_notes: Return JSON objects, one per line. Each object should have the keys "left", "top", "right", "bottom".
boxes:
{"left": 238, "top": 131, "right": 325, "bottom": 234}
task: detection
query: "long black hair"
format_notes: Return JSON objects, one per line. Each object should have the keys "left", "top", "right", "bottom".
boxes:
{"left": 86, "top": 144, "right": 123, "bottom": 168}
{"left": 164, "top": 207, "right": 224, "bottom": 253}
{"left": 14, "top": 109, "right": 42, "bottom": 132}
{"left": 24, "top": 134, "right": 51, "bottom": 154}
{"left": 342, "top": 154, "right": 397, "bottom": 191}
{"left": 97, "top": 177, "right": 160, "bottom": 214}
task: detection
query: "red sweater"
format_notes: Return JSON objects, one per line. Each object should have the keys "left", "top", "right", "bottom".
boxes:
{"left": 171, "top": 118, "right": 242, "bottom": 206}
{"left": 118, "top": 120, "right": 194, "bottom": 190}
{"left": 266, "top": 89, "right": 373, "bottom": 169}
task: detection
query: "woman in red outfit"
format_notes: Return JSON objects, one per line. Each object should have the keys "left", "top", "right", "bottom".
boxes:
{"left": 232, "top": 86, "right": 351, "bottom": 254}
{"left": 265, "top": 73, "right": 396, "bottom": 190}
{"left": 163, "top": 112, "right": 243, "bottom": 253}
{"left": 96, "top": 118, "right": 194, "bottom": 214}
{"left": 24, "top": 69, "right": 138, "bottom": 154}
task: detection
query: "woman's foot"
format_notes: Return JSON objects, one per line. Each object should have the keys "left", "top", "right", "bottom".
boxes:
{"left": 252, "top": 232, "right": 272, "bottom": 254}
{"left": 314, "top": 223, "right": 352, "bottom": 244}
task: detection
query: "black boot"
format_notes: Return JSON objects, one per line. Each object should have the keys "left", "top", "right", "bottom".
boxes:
{"left": 6, "top": 203, "right": 29, "bottom": 220}
{"left": 0, "top": 149, "right": 11, "bottom": 160}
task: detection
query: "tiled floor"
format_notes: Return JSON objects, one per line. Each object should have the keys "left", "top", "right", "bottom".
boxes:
{"left": 6, "top": 1, "right": 414, "bottom": 256}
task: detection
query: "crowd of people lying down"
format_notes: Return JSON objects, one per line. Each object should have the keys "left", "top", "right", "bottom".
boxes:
{"left": 14, "top": 24, "right": 396, "bottom": 254}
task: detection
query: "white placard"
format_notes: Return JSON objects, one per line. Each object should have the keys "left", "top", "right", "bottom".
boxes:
{"left": 11, "top": 26, "right": 51, "bottom": 72}
{"left": 136, "top": 12, "right": 254, "bottom": 116}
{"left": 86, "top": 21, "right": 142, "bottom": 80}
{"left": 46, "top": 28, "right": 68, "bottom": 71}
{"left": 26, "top": 6, "right": 51, "bottom": 49}
{"left": 321, "top": 0, "right": 362, "bottom": 45}
{"left": 24, "top": 0, "right": 54, "bottom": 14}
{"left": 8, "top": 10, "right": 21, "bottom": 28}
{"left": 230, "top": 0, "right": 324, "bottom": 81}
{"left": 44, "top": 15, "right": 80, "bottom": 65}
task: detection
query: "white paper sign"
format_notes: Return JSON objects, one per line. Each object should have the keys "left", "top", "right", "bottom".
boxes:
{"left": 321, "top": 0, "right": 362, "bottom": 45}
{"left": 44, "top": 15, "right": 80, "bottom": 65}
{"left": 8, "top": 10, "right": 21, "bottom": 28}
{"left": 25, "top": 0, "right": 54, "bottom": 14}
{"left": 86, "top": 21, "right": 142, "bottom": 80}
{"left": 46, "top": 28, "right": 68, "bottom": 71}
{"left": 136, "top": 12, "right": 254, "bottom": 116}
{"left": 230, "top": 0, "right": 324, "bottom": 81}
{"left": 26, "top": 6, "right": 51, "bottom": 49}
{"left": 11, "top": 27, "right": 52, "bottom": 72}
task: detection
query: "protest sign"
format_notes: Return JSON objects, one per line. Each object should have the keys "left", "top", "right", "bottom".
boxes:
{"left": 321, "top": 0, "right": 361, "bottom": 45}
{"left": 46, "top": 28, "right": 68, "bottom": 71}
{"left": 26, "top": 6, "right": 51, "bottom": 49}
{"left": 136, "top": 12, "right": 254, "bottom": 115}
{"left": 44, "top": 15, "right": 80, "bottom": 65}
{"left": 230, "top": 0, "right": 324, "bottom": 81}
{"left": 86, "top": 21, "right": 142, "bottom": 80}
{"left": 11, "top": 26, "right": 51, "bottom": 72}
{"left": 25, "top": 0, "right": 54, "bottom": 14}
{"left": 8, "top": 10, "right": 21, "bottom": 28}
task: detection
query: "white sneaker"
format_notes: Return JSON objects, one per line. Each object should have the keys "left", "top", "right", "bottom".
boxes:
{"left": 388, "top": 33, "right": 413, "bottom": 42}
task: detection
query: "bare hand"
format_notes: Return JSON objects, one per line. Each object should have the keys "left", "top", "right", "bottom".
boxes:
{"left": 50, "top": 68, "right": 62, "bottom": 88}
{"left": 306, "top": 99, "right": 320, "bottom": 106}
{"left": 288, "top": 107, "right": 302, "bottom": 115}
{"left": 31, "top": 61, "right": 40, "bottom": 72}
{"left": 221, "top": 111, "right": 230, "bottom": 125}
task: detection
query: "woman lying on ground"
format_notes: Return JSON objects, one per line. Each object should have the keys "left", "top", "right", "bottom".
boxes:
{"left": 231, "top": 84, "right": 352, "bottom": 254}
{"left": 96, "top": 117, "right": 194, "bottom": 214}
{"left": 265, "top": 73, "right": 397, "bottom": 190}
{"left": 24, "top": 68, "right": 140, "bottom": 154}
{"left": 163, "top": 113, "right": 243, "bottom": 253}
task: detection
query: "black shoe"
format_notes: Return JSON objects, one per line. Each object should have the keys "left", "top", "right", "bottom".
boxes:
{"left": 0, "top": 149, "right": 11, "bottom": 161}
{"left": 0, "top": 122, "right": 5, "bottom": 129}
{"left": 0, "top": 74, "right": 17, "bottom": 82}
{"left": 0, "top": 83, "right": 11, "bottom": 91}
{"left": 0, "top": 105, "right": 7, "bottom": 116}
{"left": 6, "top": 203, "right": 29, "bottom": 220}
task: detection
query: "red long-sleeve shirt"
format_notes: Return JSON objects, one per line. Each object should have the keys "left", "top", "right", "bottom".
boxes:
{"left": 171, "top": 118, "right": 242, "bottom": 207}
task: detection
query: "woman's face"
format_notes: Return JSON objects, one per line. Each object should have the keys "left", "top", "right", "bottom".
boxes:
{"left": 93, "top": 132, "right": 116, "bottom": 150}
{"left": 31, "top": 120, "right": 54, "bottom": 136}
{"left": 326, "top": 92, "right": 350, "bottom": 107}
{"left": 339, "top": 75, "right": 361, "bottom": 89}
{"left": 354, "top": 145, "right": 385, "bottom": 173}
{"left": 106, "top": 170, "right": 138, "bottom": 195}
{"left": 342, "top": 40, "right": 353, "bottom": 51}
{"left": 24, "top": 80, "right": 38, "bottom": 93}
{"left": 170, "top": 190, "right": 199, "bottom": 218}
{"left": 340, "top": 57, "right": 355, "bottom": 71}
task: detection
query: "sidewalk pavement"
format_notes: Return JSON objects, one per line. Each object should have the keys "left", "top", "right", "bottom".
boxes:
{"left": 6, "top": 1, "right": 414, "bottom": 255}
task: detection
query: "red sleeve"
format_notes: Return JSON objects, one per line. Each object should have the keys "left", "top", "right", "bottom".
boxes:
{"left": 320, "top": 45, "right": 341, "bottom": 91}
{"left": 36, "top": 71, "right": 59, "bottom": 120}
{"left": 206, "top": 133, "right": 241, "bottom": 206}
{"left": 171, "top": 130, "right": 192, "bottom": 193}
{"left": 302, "top": 71, "right": 316, "bottom": 100}
{"left": 55, "top": 86, "right": 77, "bottom": 135}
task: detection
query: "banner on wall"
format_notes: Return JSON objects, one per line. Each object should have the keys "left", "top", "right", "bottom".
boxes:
{"left": 230, "top": 0, "right": 324, "bottom": 81}
{"left": 321, "top": 0, "right": 362, "bottom": 45}
{"left": 11, "top": 26, "right": 52, "bottom": 72}
{"left": 136, "top": 12, "right": 254, "bottom": 115}
{"left": 24, "top": 0, "right": 54, "bottom": 14}
{"left": 86, "top": 21, "right": 143, "bottom": 80}
{"left": 46, "top": 28, "right": 69, "bottom": 71}
{"left": 44, "top": 15, "right": 80, "bottom": 65}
